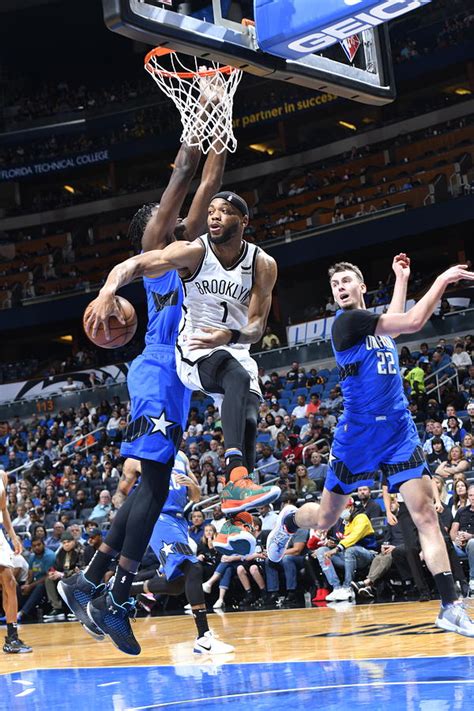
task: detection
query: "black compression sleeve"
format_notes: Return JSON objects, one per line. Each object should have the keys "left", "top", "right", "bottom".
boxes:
{"left": 331, "top": 310, "right": 380, "bottom": 352}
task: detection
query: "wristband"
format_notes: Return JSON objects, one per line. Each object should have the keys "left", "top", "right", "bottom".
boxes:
{"left": 336, "top": 543, "right": 344, "bottom": 552}
{"left": 228, "top": 329, "right": 241, "bottom": 344}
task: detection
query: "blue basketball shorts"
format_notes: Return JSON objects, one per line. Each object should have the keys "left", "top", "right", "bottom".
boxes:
{"left": 149, "top": 512, "right": 198, "bottom": 581}
{"left": 120, "top": 345, "right": 191, "bottom": 464}
{"left": 325, "top": 409, "right": 428, "bottom": 495}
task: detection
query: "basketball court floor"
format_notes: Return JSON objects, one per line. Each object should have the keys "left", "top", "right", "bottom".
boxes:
{"left": 2, "top": 601, "right": 473, "bottom": 710}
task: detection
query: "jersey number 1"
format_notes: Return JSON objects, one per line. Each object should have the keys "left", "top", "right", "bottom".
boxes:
{"left": 220, "top": 301, "right": 228, "bottom": 324}
{"left": 376, "top": 351, "right": 396, "bottom": 375}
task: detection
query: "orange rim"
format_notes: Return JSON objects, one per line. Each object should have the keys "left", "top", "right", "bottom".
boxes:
{"left": 144, "top": 46, "right": 236, "bottom": 79}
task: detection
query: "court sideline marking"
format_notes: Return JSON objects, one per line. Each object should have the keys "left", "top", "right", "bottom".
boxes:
{"left": 125, "top": 678, "right": 474, "bottom": 710}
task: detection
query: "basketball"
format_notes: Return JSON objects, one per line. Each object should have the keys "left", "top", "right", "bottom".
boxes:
{"left": 83, "top": 296, "right": 137, "bottom": 349}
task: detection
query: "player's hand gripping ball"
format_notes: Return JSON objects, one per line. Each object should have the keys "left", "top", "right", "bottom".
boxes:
{"left": 83, "top": 295, "right": 137, "bottom": 349}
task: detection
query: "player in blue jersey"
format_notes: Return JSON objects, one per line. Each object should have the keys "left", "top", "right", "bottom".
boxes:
{"left": 58, "top": 123, "right": 230, "bottom": 654}
{"left": 267, "top": 255, "right": 474, "bottom": 637}
{"left": 116, "top": 457, "right": 234, "bottom": 654}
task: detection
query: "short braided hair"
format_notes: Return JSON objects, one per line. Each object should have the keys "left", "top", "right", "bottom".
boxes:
{"left": 127, "top": 203, "right": 159, "bottom": 253}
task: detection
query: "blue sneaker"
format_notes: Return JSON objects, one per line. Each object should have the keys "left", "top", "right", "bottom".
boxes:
{"left": 58, "top": 572, "right": 105, "bottom": 640}
{"left": 266, "top": 505, "right": 298, "bottom": 562}
{"left": 87, "top": 592, "right": 140, "bottom": 656}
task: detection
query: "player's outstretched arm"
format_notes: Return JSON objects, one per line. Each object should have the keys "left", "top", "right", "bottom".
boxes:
{"left": 142, "top": 142, "right": 201, "bottom": 252}
{"left": 179, "top": 148, "right": 227, "bottom": 242}
{"left": 85, "top": 241, "right": 204, "bottom": 339}
{"left": 386, "top": 253, "right": 410, "bottom": 315}
{"left": 375, "top": 264, "right": 474, "bottom": 338}
{"left": 187, "top": 251, "right": 278, "bottom": 350}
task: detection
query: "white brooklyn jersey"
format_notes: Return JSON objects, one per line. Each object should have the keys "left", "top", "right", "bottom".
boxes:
{"left": 178, "top": 234, "right": 259, "bottom": 353}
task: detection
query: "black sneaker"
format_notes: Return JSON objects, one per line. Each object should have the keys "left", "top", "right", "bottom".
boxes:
{"left": 87, "top": 592, "right": 140, "bottom": 656}
{"left": 238, "top": 592, "right": 255, "bottom": 610}
{"left": 3, "top": 636, "right": 32, "bottom": 654}
{"left": 350, "top": 581, "right": 365, "bottom": 597}
{"left": 262, "top": 592, "right": 279, "bottom": 608}
{"left": 359, "top": 585, "right": 375, "bottom": 600}
{"left": 58, "top": 572, "right": 105, "bottom": 640}
{"left": 42, "top": 609, "right": 66, "bottom": 623}
{"left": 283, "top": 592, "right": 300, "bottom": 608}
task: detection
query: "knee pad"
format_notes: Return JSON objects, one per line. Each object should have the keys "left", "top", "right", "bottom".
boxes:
{"left": 182, "top": 559, "right": 203, "bottom": 582}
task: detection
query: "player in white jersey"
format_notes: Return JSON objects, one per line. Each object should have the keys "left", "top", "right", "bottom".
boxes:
{"left": 176, "top": 227, "right": 261, "bottom": 405}
{"left": 0, "top": 472, "right": 31, "bottom": 654}
{"left": 86, "top": 191, "right": 281, "bottom": 550}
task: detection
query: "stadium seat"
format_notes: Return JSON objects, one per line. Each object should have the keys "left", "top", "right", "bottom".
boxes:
{"left": 295, "top": 418, "right": 309, "bottom": 428}
{"left": 256, "top": 433, "right": 271, "bottom": 443}
{"left": 294, "top": 387, "right": 309, "bottom": 397}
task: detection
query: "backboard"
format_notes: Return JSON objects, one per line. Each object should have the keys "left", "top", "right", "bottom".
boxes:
{"left": 102, "top": 0, "right": 423, "bottom": 105}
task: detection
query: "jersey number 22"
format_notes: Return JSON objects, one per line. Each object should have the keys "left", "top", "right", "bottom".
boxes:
{"left": 376, "top": 351, "right": 396, "bottom": 375}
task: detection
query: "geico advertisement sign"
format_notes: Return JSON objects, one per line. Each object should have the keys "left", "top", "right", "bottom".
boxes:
{"left": 269, "top": 0, "right": 432, "bottom": 57}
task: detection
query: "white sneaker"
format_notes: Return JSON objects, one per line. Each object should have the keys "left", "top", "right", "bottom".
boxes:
{"left": 184, "top": 603, "right": 192, "bottom": 610}
{"left": 267, "top": 505, "right": 297, "bottom": 563}
{"left": 435, "top": 602, "right": 474, "bottom": 637}
{"left": 325, "top": 587, "right": 342, "bottom": 602}
{"left": 326, "top": 587, "right": 353, "bottom": 602}
{"left": 337, "top": 587, "right": 354, "bottom": 601}
{"left": 193, "top": 630, "right": 234, "bottom": 655}
{"left": 202, "top": 581, "right": 212, "bottom": 594}
{"left": 213, "top": 599, "right": 224, "bottom": 610}
{"left": 469, "top": 580, "right": 474, "bottom": 597}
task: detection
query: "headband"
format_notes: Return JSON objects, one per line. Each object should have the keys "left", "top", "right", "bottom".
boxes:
{"left": 211, "top": 191, "right": 249, "bottom": 218}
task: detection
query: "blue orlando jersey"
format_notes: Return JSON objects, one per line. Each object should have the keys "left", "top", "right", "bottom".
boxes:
{"left": 331, "top": 309, "right": 407, "bottom": 417}
{"left": 143, "top": 270, "right": 182, "bottom": 348}
{"left": 161, "top": 451, "right": 189, "bottom": 516}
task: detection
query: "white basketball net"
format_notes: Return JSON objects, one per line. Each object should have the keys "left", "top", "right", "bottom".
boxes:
{"left": 145, "top": 50, "right": 242, "bottom": 154}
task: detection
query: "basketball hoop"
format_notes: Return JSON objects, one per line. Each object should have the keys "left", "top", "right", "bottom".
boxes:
{"left": 144, "top": 48, "right": 242, "bottom": 154}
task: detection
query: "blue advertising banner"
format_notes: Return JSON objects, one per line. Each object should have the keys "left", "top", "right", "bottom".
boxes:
{"left": 0, "top": 149, "right": 110, "bottom": 182}
{"left": 255, "top": 0, "right": 431, "bottom": 59}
